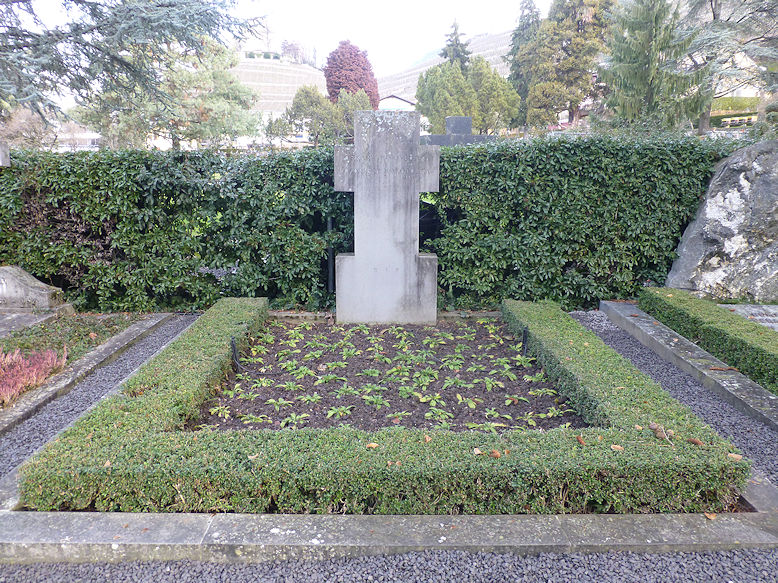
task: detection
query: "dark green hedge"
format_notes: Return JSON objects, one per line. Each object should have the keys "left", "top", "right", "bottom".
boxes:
{"left": 638, "top": 288, "right": 778, "bottom": 395}
{"left": 18, "top": 298, "right": 748, "bottom": 514}
{"left": 0, "top": 137, "right": 731, "bottom": 311}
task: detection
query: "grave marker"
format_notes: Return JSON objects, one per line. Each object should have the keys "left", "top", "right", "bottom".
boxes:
{"left": 420, "top": 116, "right": 496, "bottom": 147}
{"left": 0, "top": 141, "right": 9, "bottom": 167}
{"left": 335, "top": 111, "right": 439, "bottom": 324}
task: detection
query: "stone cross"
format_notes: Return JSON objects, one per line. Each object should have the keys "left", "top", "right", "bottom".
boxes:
{"left": 334, "top": 111, "right": 439, "bottom": 324}
{"left": 0, "top": 141, "right": 9, "bottom": 167}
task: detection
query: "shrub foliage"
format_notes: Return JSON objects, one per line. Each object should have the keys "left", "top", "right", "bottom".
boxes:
{"left": 0, "top": 137, "right": 729, "bottom": 311}
{"left": 17, "top": 298, "right": 748, "bottom": 514}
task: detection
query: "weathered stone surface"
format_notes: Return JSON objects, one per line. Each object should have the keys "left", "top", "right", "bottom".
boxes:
{"left": 0, "top": 141, "right": 9, "bottom": 167}
{"left": 666, "top": 140, "right": 778, "bottom": 301}
{"left": 335, "top": 111, "right": 439, "bottom": 324}
{"left": 0, "top": 266, "right": 67, "bottom": 312}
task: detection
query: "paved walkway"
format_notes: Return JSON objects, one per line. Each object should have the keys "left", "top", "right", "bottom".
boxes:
{"left": 0, "top": 313, "right": 53, "bottom": 340}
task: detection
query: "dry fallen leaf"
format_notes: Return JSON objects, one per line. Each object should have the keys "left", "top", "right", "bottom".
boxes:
{"left": 727, "top": 453, "right": 743, "bottom": 461}
{"left": 366, "top": 443, "right": 379, "bottom": 449}
{"left": 248, "top": 453, "right": 259, "bottom": 460}
{"left": 489, "top": 449, "right": 502, "bottom": 459}
{"left": 89, "top": 332, "right": 98, "bottom": 339}
{"left": 504, "top": 449, "right": 510, "bottom": 455}
{"left": 387, "top": 461, "right": 393, "bottom": 467}
{"left": 473, "top": 448, "right": 483, "bottom": 455}
{"left": 576, "top": 435, "right": 586, "bottom": 446}
{"left": 704, "top": 512, "right": 717, "bottom": 520}
{"left": 317, "top": 364, "right": 327, "bottom": 372}
{"left": 103, "top": 460, "right": 111, "bottom": 467}
{"left": 611, "top": 444, "right": 624, "bottom": 451}
{"left": 648, "top": 422, "right": 659, "bottom": 430}
{"left": 635, "top": 425, "right": 643, "bottom": 431}
{"left": 424, "top": 434, "right": 432, "bottom": 443}
{"left": 687, "top": 438, "right": 704, "bottom": 446}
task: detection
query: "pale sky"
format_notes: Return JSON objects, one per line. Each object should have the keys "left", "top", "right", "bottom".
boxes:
{"left": 236, "top": 1, "right": 553, "bottom": 77}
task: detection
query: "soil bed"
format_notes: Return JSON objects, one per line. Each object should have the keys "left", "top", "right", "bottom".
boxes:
{"left": 197, "top": 318, "right": 586, "bottom": 433}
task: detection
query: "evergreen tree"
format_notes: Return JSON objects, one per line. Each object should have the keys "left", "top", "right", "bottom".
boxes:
{"left": 506, "top": 0, "right": 542, "bottom": 125}
{"left": 601, "top": 0, "right": 704, "bottom": 127}
{"left": 521, "top": 0, "right": 612, "bottom": 127}
{"left": 416, "top": 58, "right": 520, "bottom": 135}
{"left": 0, "top": 0, "right": 256, "bottom": 119}
{"left": 75, "top": 41, "right": 258, "bottom": 149}
{"left": 439, "top": 22, "right": 472, "bottom": 72}
{"left": 323, "top": 41, "right": 380, "bottom": 109}
{"left": 679, "top": 0, "right": 778, "bottom": 133}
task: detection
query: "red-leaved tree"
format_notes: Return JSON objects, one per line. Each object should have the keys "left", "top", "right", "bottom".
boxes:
{"left": 323, "top": 41, "right": 380, "bottom": 109}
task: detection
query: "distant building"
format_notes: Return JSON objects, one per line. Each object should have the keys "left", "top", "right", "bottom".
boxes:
{"left": 230, "top": 52, "right": 327, "bottom": 117}
{"left": 378, "top": 95, "right": 416, "bottom": 111}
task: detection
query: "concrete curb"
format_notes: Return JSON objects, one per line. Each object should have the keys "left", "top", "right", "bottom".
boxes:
{"left": 0, "top": 314, "right": 174, "bottom": 438}
{"left": 600, "top": 301, "right": 778, "bottom": 432}
{"left": 1, "top": 487, "right": 777, "bottom": 564}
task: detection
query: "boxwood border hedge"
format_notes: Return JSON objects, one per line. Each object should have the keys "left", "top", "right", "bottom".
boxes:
{"left": 18, "top": 298, "right": 748, "bottom": 514}
{"left": 638, "top": 287, "right": 778, "bottom": 395}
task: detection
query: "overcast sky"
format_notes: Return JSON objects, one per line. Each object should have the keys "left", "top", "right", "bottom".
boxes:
{"left": 236, "top": 0, "right": 553, "bottom": 77}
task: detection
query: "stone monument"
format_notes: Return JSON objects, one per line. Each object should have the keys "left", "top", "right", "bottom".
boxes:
{"left": 335, "top": 111, "right": 439, "bottom": 324}
{"left": 0, "top": 141, "right": 9, "bottom": 167}
{"left": 420, "top": 116, "right": 496, "bottom": 147}
{"left": 0, "top": 266, "right": 72, "bottom": 313}
{"left": 666, "top": 140, "right": 778, "bottom": 302}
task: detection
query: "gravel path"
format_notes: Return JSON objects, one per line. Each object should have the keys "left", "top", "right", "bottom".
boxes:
{"left": 0, "top": 549, "right": 776, "bottom": 582}
{"left": 1, "top": 310, "right": 777, "bottom": 582}
{"left": 571, "top": 310, "right": 778, "bottom": 485}
{"left": 0, "top": 314, "right": 198, "bottom": 479}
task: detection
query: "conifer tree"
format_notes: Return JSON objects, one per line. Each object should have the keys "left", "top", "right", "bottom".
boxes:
{"left": 602, "top": 0, "right": 704, "bottom": 127}
{"left": 439, "top": 22, "right": 472, "bottom": 72}
{"left": 506, "top": 0, "right": 542, "bottom": 125}
{"left": 0, "top": 0, "right": 256, "bottom": 119}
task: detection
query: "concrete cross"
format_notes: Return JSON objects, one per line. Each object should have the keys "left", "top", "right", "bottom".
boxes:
{"left": 0, "top": 141, "right": 9, "bottom": 167}
{"left": 334, "top": 111, "right": 439, "bottom": 324}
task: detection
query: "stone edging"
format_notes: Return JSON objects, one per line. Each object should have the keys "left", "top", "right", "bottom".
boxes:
{"left": 0, "top": 314, "right": 174, "bottom": 438}
{"left": 600, "top": 301, "right": 778, "bottom": 432}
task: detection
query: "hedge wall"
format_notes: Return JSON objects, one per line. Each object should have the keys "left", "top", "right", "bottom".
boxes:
{"left": 18, "top": 298, "right": 748, "bottom": 514}
{"left": 0, "top": 136, "right": 731, "bottom": 311}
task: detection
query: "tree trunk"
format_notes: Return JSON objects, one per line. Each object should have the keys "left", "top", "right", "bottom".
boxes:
{"left": 697, "top": 102, "right": 712, "bottom": 135}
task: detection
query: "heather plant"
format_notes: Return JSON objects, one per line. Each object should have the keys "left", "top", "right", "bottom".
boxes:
{"left": 0, "top": 347, "right": 67, "bottom": 407}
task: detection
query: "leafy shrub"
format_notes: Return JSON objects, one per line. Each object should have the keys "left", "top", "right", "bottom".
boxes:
{"left": 17, "top": 298, "right": 747, "bottom": 514}
{"left": 0, "top": 137, "right": 732, "bottom": 310}
{"left": 0, "top": 347, "right": 66, "bottom": 406}
{"left": 638, "top": 288, "right": 778, "bottom": 395}
{"left": 711, "top": 97, "right": 761, "bottom": 113}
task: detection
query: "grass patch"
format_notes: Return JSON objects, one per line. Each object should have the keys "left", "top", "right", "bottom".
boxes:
{"left": 17, "top": 298, "right": 749, "bottom": 514}
{"left": 0, "top": 312, "right": 143, "bottom": 365}
{"left": 0, "top": 312, "right": 142, "bottom": 407}
{"left": 638, "top": 288, "right": 778, "bottom": 395}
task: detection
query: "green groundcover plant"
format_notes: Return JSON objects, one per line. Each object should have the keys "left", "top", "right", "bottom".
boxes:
{"left": 18, "top": 298, "right": 748, "bottom": 514}
{"left": 0, "top": 136, "right": 734, "bottom": 311}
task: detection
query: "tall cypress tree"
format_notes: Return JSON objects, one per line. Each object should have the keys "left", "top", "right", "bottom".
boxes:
{"left": 439, "top": 22, "right": 472, "bottom": 72}
{"left": 602, "top": 0, "right": 704, "bottom": 126}
{"left": 506, "top": 0, "right": 542, "bottom": 125}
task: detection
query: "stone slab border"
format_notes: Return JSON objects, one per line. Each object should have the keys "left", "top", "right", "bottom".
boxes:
{"left": 0, "top": 314, "right": 174, "bottom": 438}
{"left": 0, "top": 475, "right": 776, "bottom": 564}
{"left": 600, "top": 301, "right": 778, "bottom": 432}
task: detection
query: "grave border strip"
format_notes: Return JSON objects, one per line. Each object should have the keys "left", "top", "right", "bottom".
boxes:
{"left": 14, "top": 298, "right": 749, "bottom": 515}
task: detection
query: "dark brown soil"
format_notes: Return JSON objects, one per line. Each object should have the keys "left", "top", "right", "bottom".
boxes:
{"left": 194, "top": 318, "right": 587, "bottom": 434}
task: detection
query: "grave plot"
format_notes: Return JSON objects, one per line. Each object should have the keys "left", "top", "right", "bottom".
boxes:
{"left": 17, "top": 298, "right": 749, "bottom": 515}
{"left": 196, "top": 319, "right": 585, "bottom": 433}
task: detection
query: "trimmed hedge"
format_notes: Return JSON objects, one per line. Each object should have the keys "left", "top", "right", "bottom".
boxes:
{"left": 18, "top": 298, "right": 748, "bottom": 514}
{"left": 0, "top": 136, "right": 732, "bottom": 311}
{"left": 638, "top": 288, "right": 778, "bottom": 395}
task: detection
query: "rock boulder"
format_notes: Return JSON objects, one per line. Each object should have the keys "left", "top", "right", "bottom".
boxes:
{"left": 666, "top": 140, "right": 778, "bottom": 302}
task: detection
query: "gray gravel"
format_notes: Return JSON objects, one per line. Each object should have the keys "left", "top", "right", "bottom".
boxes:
{"left": 571, "top": 310, "right": 778, "bottom": 485}
{"left": 1, "top": 310, "right": 777, "bottom": 581}
{"left": 0, "top": 549, "right": 776, "bottom": 582}
{"left": 0, "top": 314, "right": 198, "bottom": 478}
